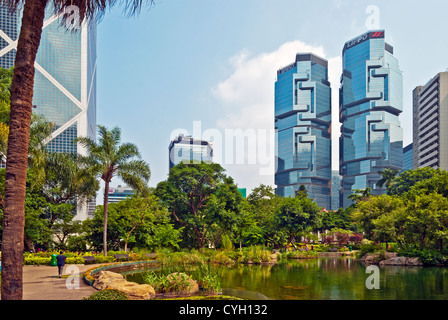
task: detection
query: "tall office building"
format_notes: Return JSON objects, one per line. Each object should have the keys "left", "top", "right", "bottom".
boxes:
{"left": 339, "top": 30, "right": 403, "bottom": 208}
{"left": 413, "top": 72, "right": 448, "bottom": 170}
{"left": 169, "top": 134, "right": 214, "bottom": 170}
{"left": 0, "top": 5, "right": 97, "bottom": 220}
{"left": 275, "top": 53, "right": 332, "bottom": 210}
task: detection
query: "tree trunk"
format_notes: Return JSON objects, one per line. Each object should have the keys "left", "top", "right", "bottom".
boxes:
{"left": 1, "top": 0, "right": 48, "bottom": 301}
{"left": 103, "top": 180, "right": 110, "bottom": 256}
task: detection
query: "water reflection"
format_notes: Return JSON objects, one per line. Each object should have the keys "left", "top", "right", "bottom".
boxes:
{"left": 215, "top": 258, "right": 448, "bottom": 300}
{"left": 126, "top": 257, "right": 448, "bottom": 300}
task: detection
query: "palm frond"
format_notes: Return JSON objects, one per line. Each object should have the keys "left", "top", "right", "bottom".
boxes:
{"left": 51, "top": 0, "right": 155, "bottom": 25}
{"left": 118, "top": 159, "right": 151, "bottom": 191}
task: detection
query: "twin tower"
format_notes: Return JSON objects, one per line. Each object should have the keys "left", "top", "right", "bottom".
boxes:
{"left": 275, "top": 30, "right": 403, "bottom": 210}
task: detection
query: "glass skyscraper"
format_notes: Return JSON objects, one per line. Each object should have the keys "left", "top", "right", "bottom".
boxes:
{"left": 339, "top": 30, "right": 403, "bottom": 208}
{"left": 275, "top": 53, "right": 332, "bottom": 210}
{"left": 0, "top": 5, "right": 97, "bottom": 219}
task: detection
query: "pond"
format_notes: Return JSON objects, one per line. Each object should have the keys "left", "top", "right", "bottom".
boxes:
{"left": 125, "top": 257, "right": 448, "bottom": 300}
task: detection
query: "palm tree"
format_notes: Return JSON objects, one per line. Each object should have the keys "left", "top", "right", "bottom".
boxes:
{"left": 76, "top": 125, "right": 150, "bottom": 256}
{"left": 1, "top": 0, "right": 154, "bottom": 301}
{"left": 377, "top": 168, "right": 400, "bottom": 190}
{"left": 348, "top": 187, "right": 372, "bottom": 204}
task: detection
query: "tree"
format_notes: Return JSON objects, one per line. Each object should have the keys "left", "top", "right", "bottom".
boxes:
{"left": 387, "top": 167, "right": 442, "bottom": 196}
{"left": 1, "top": 0, "right": 155, "bottom": 300}
{"left": 42, "top": 152, "right": 99, "bottom": 226}
{"left": 377, "top": 168, "right": 400, "bottom": 191}
{"left": 155, "top": 162, "right": 243, "bottom": 249}
{"left": 86, "top": 193, "right": 181, "bottom": 252}
{"left": 402, "top": 193, "right": 448, "bottom": 250}
{"left": 0, "top": 67, "right": 13, "bottom": 155}
{"left": 76, "top": 125, "right": 150, "bottom": 256}
{"left": 274, "top": 196, "right": 322, "bottom": 248}
{"left": 246, "top": 184, "right": 283, "bottom": 247}
{"left": 347, "top": 188, "right": 372, "bottom": 205}
{"left": 353, "top": 194, "right": 405, "bottom": 245}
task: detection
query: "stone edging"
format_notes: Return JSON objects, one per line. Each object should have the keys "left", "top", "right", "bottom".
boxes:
{"left": 83, "top": 261, "right": 160, "bottom": 286}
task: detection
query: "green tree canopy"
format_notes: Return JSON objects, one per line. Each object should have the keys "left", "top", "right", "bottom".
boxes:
{"left": 274, "top": 196, "right": 322, "bottom": 247}
{"left": 155, "top": 162, "right": 243, "bottom": 249}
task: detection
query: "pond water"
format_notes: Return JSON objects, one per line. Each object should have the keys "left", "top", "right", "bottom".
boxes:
{"left": 126, "top": 257, "right": 448, "bottom": 300}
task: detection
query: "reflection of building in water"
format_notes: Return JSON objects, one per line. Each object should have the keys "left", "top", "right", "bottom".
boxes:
{"left": 169, "top": 134, "right": 213, "bottom": 170}
{"left": 275, "top": 53, "right": 332, "bottom": 210}
{"left": 339, "top": 30, "right": 403, "bottom": 208}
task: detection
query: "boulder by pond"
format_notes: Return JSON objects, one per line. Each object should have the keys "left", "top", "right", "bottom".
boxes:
{"left": 93, "top": 270, "right": 156, "bottom": 300}
{"left": 359, "top": 252, "right": 423, "bottom": 266}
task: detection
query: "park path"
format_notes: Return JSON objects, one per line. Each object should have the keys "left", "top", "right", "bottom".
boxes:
{"left": 22, "top": 264, "right": 99, "bottom": 300}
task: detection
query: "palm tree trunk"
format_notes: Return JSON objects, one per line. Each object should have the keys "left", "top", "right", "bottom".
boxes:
{"left": 103, "top": 180, "right": 110, "bottom": 256}
{"left": 1, "top": 0, "right": 48, "bottom": 301}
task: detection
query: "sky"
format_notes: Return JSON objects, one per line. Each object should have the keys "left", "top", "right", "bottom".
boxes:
{"left": 95, "top": 0, "right": 448, "bottom": 199}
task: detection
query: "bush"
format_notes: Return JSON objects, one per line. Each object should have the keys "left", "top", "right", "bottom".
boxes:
{"left": 83, "top": 289, "right": 129, "bottom": 300}
{"left": 221, "top": 234, "right": 234, "bottom": 251}
{"left": 399, "top": 248, "right": 448, "bottom": 266}
{"left": 357, "top": 244, "right": 382, "bottom": 258}
{"left": 287, "top": 250, "right": 318, "bottom": 259}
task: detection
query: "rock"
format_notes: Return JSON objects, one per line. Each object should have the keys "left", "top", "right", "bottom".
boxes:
{"left": 377, "top": 256, "right": 423, "bottom": 266}
{"left": 405, "top": 257, "right": 423, "bottom": 266}
{"left": 164, "top": 272, "right": 199, "bottom": 295}
{"left": 93, "top": 271, "right": 126, "bottom": 290}
{"left": 107, "top": 281, "right": 155, "bottom": 300}
{"left": 92, "top": 270, "right": 156, "bottom": 300}
{"left": 379, "top": 257, "right": 407, "bottom": 266}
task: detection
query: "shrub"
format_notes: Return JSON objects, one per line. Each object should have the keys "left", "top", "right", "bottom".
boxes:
{"left": 221, "top": 234, "right": 234, "bottom": 251}
{"left": 399, "top": 248, "right": 448, "bottom": 266}
{"left": 357, "top": 243, "right": 382, "bottom": 258}
{"left": 287, "top": 250, "right": 318, "bottom": 259}
{"left": 83, "top": 289, "right": 129, "bottom": 300}
{"left": 209, "top": 251, "right": 234, "bottom": 265}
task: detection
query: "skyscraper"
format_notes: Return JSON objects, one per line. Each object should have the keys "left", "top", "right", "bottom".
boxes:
{"left": 0, "top": 5, "right": 97, "bottom": 219}
{"left": 413, "top": 72, "right": 448, "bottom": 170}
{"left": 275, "top": 53, "right": 332, "bottom": 210}
{"left": 339, "top": 30, "right": 403, "bottom": 208}
{"left": 169, "top": 134, "right": 214, "bottom": 170}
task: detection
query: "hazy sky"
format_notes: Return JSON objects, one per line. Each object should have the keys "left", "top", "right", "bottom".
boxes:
{"left": 95, "top": 0, "right": 448, "bottom": 197}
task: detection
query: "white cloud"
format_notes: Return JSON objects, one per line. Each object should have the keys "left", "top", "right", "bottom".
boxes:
{"left": 211, "top": 40, "right": 342, "bottom": 193}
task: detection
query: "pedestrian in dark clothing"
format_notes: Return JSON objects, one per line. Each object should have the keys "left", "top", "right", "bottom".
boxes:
{"left": 56, "top": 251, "right": 67, "bottom": 278}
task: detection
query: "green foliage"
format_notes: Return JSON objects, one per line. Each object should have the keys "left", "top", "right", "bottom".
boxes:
{"left": 83, "top": 289, "right": 129, "bottom": 300}
{"left": 388, "top": 168, "right": 448, "bottom": 197}
{"left": 155, "top": 162, "right": 243, "bottom": 249}
{"left": 398, "top": 247, "right": 448, "bottom": 266}
{"left": 274, "top": 196, "right": 322, "bottom": 245}
{"left": 221, "top": 234, "right": 234, "bottom": 251}
{"left": 142, "top": 264, "right": 222, "bottom": 294}
{"left": 357, "top": 244, "right": 383, "bottom": 258}
{"left": 287, "top": 250, "right": 318, "bottom": 259}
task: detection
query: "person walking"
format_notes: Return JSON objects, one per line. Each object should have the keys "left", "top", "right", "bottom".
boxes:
{"left": 56, "top": 251, "right": 67, "bottom": 278}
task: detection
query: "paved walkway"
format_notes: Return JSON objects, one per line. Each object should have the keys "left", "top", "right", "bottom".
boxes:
{"left": 22, "top": 264, "right": 100, "bottom": 300}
